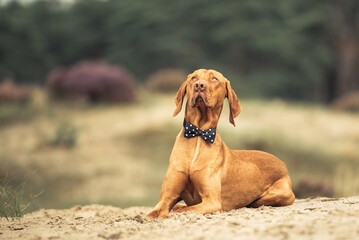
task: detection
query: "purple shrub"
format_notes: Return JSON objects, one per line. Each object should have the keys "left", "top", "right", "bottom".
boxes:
{"left": 146, "top": 68, "right": 187, "bottom": 93}
{"left": 0, "top": 79, "right": 33, "bottom": 103}
{"left": 46, "top": 61, "right": 137, "bottom": 103}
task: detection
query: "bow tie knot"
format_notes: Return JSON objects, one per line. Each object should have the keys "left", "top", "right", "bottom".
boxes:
{"left": 183, "top": 120, "right": 216, "bottom": 144}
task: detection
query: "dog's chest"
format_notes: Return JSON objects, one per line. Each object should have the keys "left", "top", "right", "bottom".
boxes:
{"left": 188, "top": 138, "right": 221, "bottom": 174}
{"left": 190, "top": 138, "right": 201, "bottom": 167}
{"left": 171, "top": 137, "right": 201, "bottom": 172}
{"left": 171, "top": 131, "right": 221, "bottom": 174}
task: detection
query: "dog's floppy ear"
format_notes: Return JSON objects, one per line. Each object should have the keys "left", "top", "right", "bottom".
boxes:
{"left": 226, "top": 81, "right": 241, "bottom": 126}
{"left": 173, "top": 80, "right": 188, "bottom": 117}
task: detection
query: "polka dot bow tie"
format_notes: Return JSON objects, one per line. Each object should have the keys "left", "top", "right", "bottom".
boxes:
{"left": 183, "top": 120, "right": 217, "bottom": 144}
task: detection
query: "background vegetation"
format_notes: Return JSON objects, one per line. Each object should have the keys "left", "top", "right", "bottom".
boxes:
{"left": 0, "top": 0, "right": 359, "bottom": 215}
{"left": 1, "top": 92, "right": 359, "bottom": 214}
{"left": 0, "top": 0, "right": 358, "bottom": 101}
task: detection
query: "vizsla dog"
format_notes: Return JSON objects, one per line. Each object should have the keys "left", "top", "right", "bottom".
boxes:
{"left": 148, "top": 69, "right": 295, "bottom": 218}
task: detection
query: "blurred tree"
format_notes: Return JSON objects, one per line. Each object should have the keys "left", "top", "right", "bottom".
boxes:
{"left": 0, "top": 0, "right": 112, "bottom": 83}
{"left": 198, "top": 0, "right": 335, "bottom": 99}
{"left": 0, "top": 0, "right": 358, "bottom": 102}
{"left": 67, "top": 0, "right": 112, "bottom": 61}
{"left": 0, "top": 1, "right": 62, "bottom": 83}
{"left": 330, "top": 0, "right": 359, "bottom": 100}
{"left": 105, "top": 0, "right": 212, "bottom": 77}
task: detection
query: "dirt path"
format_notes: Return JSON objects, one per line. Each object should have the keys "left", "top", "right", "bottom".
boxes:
{"left": 1, "top": 197, "right": 359, "bottom": 240}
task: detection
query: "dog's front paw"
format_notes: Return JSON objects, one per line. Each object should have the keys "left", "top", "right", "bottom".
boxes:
{"left": 172, "top": 203, "right": 187, "bottom": 211}
{"left": 147, "top": 209, "right": 168, "bottom": 219}
{"left": 147, "top": 210, "right": 160, "bottom": 218}
{"left": 173, "top": 206, "right": 189, "bottom": 213}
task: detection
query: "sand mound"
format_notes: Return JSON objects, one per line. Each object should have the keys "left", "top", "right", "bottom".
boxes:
{"left": 1, "top": 197, "right": 359, "bottom": 240}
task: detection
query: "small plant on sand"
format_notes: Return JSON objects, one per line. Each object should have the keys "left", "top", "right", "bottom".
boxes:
{"left": 0, "top": 175, "right": 39, "bottom": 220}
{"left": 50, "top": 121, "right": 78, "bottom": 148}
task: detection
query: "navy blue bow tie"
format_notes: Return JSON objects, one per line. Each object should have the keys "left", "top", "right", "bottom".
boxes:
{"left": 183, "top": 120, "right": 216, "bottom": 144}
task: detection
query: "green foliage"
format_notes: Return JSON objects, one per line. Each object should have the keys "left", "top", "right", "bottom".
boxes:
{"left": 0, "top": 103, "right": 36, "bottom": 125}
{"left": 0, "top": 0, "right": 353, "bottom": 100}
{"left": 0, "top": 177, "right": 34, "bottom": 220}
{"left": 50, "top": 121, "right": 77, "bottom": 148}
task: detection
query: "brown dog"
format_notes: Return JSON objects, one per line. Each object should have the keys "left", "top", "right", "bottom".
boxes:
{"left": 148, "top": 69, "right": 295, "bottom": 218}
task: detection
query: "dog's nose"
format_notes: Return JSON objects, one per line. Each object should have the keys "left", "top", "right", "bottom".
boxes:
{"left": 194, "top": 80, "right": 206, "bottom": 92}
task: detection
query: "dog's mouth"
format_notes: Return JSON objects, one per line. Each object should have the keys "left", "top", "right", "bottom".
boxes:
{"left": 191, "top": 93, "right": 211, "bottom": 108}
{"left": 196, "top": 95, "right": 204, "bottom": 103}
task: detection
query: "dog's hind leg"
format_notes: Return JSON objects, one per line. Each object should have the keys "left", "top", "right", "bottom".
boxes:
{"left": 248, "top": 176, "right": 295, "bottom": 207}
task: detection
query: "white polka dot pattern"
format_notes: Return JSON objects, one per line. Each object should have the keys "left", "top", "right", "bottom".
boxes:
{"left": 183, "top": 120, "right": 216, "bottom": 144}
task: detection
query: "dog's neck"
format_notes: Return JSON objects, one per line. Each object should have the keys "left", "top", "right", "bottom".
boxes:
{"left": 185, "top": 102, "right": 223, "bottom": 129}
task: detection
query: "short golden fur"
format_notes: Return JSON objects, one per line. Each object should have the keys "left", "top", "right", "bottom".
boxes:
{"left": 148, "top": 69, "right": 295, "bottom": 218}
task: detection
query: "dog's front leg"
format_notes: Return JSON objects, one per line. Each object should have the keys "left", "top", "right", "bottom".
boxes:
{"left": 147, "top": 167, "right": 188, "bottom": 218}
{"left": 175, "top": 171, "right": 222, "bottom": 214}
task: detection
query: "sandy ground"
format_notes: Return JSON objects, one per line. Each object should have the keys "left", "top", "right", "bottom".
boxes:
{"left": 1, "top": 197, "right": 359, "bottom": 240}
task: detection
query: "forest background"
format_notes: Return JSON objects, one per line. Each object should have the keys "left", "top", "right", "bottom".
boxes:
{"left": 1, "top": 0, "right": 358, "bottom": 101}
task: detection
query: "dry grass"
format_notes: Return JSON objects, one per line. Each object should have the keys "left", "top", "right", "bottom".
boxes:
{"left": 219, "top": 100, "right": 359, "bottom": 196}
{"left": 0, "top": 91, "right": 358, "bottom": 211}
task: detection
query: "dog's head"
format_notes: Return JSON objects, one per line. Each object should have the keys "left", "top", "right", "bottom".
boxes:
{"left": 173, "top": 69, "right": 241, "bottom": 126}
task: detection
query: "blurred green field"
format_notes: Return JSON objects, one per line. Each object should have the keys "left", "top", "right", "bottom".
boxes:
{"left": 1, "top": 90, "right": 359, "bottom": 212}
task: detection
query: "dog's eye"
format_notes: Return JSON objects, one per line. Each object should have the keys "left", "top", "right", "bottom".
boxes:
{"left": 191, "top": 76, "right": 197, "bottom": 81}
{"left": 212, "top": 77, "right": 218, "bottom": 81}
